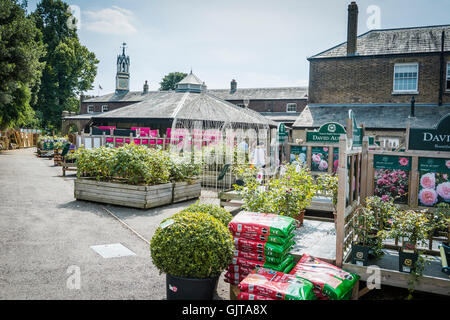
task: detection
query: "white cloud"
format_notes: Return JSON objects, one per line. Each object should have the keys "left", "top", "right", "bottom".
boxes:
{"left": 84, "top": 6, "right": 137, "bottom": 35}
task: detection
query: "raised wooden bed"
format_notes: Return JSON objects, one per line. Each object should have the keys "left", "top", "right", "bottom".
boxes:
{"left": 74, "top": 178, "right": 173, "bottom": 209}
{"left": 173, "top": 179, "right": 201, "bottom": 203}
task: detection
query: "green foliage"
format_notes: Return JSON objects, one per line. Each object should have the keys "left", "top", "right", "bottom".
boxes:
{"left": 168, "top": 153, "right": 202, "bottom": 182}
{"left": 73, "top": 143, "right": 171, "bottom": 185}
{"left": 0, "top": 0, "right": 45, "bottom": 129}
{"left": 234, "top": 163, "right": 317, "bottom": 219}
{"left": 179, "top": 201, "right": 233, "bottom": 226}
{"left": 159, "top": 72, "right": 187, "bottom": 91}
{"left": 150, "top": 211, "right": 234, "bottom": 278}
{"left": 31, "top": 0, "right": 99, "bottom": 128}
{"left": 316, "top": 174, "right": 338, "bottom": 209}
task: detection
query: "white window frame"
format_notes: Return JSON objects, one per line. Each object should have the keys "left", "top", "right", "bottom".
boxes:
{"left": 446, "top": 62, "right": 450, "bottom": 91}
{"left": 102, "top": 105, "right": 109, "bottom": 112}
{"left": 392, "top": 62, "right": 419, "bottom": 94}
{"left": 286, "top": 103, "right": 297, "bottom": 113}
{"left": 87, "top": 105, "right": 94, "bottom": 114}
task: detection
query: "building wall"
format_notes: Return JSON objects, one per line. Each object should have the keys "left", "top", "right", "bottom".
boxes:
{"left": 80, "top": 101, "right": 139, "bottom": 114}
{"left": 308, "top": 53, "right": 450, "bottom": 105}
{"left": 226, "top": 99, "right": 308, "bottom": 113}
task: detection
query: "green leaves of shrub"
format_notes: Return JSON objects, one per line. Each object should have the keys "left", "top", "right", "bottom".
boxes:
{"left": 178, "top": 202, "right": 233, "bottom": 226}
{"left": 150, "top": 211, "right": 234, "bottom": 279}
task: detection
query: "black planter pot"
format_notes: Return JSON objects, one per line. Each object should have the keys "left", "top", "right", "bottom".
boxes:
{"left": 166, "top": 273, "right": 219, "bottom": 300}
{"left": 351, "top": 243, "right": 370, "bottom": 266}
{"left": 399, "top": 248, "right": 418, "bottom": 273}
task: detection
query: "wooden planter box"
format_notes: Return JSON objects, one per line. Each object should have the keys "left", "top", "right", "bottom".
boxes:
{"left": 74, "top": 178, "right": 173, "bottom": 209}
{"left": 173, "top": 179, "right": 201, "bottom": 203}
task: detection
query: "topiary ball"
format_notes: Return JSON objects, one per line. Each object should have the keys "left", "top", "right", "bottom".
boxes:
{"left": 178, "top": 202, "right": 233, "bottom": 226}
{"left": 150, "top": 211, "right": 234, "bottom": 279}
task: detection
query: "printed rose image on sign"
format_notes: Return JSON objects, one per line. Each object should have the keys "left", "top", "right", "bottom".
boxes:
{"left": 332, "top": 148, "right": 339, "bottom": 174}
{"left": 373, "top": 155, "right": 411, "bottom": 204}
{"left": 418, "top": 157, "right": 450, "bottom": 207}
{"left": 311, "top": 147, "right": 329, "bottom": 172}
{"left": 290, "top": 146, "right": 307, "bottom": 165}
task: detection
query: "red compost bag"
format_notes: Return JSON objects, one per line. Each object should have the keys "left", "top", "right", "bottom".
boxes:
{"left": 229, "top": 211, "right": 296, "bottom": 238}
{"left": 233, "top": 249, "right": 290, "bottom": 265}
{"left": 233, "top": 237, "right": 294, "bottom": 257}
{"left": 237, "top": 291, "right": 275, "bottom": 301}
{"left": 233, "top": 231, "right": 295, "bottom": 245}
{"left": 238, "top": 268, "right": 316, "bottom": 300}
{"left": 228, "top": 264, "right": 254, "bottom": 275}
{"left": 289, "top": 254, "right": 359, "bottom": 300}
{"left": 232, "top": 254, "right": 294, "bottom": 272}
{"left": 224, "top": 272, "right": 247, "bottom": 285}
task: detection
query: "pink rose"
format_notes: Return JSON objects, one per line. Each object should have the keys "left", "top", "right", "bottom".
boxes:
{"left": 399, "top": 157, "right": 409, "bottom": 166}
{"left": 318, "top": 160, "right": 328, "bottom": 170}
{"left": 333, "top": 159, "right": 339, "bottom": 169}
{"left": 323, "top": 147, "right": 328, "bottom": 152}
{"left": 420, "top": 173, "right": 435, "bottom": 189}
{"left": 436, "top": 182, "right": 450, "bottom": 200}
{"left": 419, "top": 188, "right": 438, "bottom": 206}
{"left": 446, "top": 160, "right": 450, "bottom": 169}
{"left": 381, "top": 195, "right": 390, "bottom": 202}
{"left": 443, "top": 174, "right": 448, "bottom": 180}
{"left": 312, "top": 154, "right": 321, "bottom": 164}
{"left": 399, "top": 188, "right": 405, "bottom": 195}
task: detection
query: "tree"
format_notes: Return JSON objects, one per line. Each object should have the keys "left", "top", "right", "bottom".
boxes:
{"left": 159, "top": 72, "right": 187, "bottom": 91}
{"left": 31, "top": 0, "right": 99, "bottom": 130}
{"left": 0, "top": 0, "right": 45, "bottom": 130}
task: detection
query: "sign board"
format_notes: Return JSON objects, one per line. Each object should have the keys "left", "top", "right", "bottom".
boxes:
{"left": 349, "top": 110, "right": 362, "bottom": 147}
{"left": 306, "top": 122, "right": 346, "bottom": 143}
{"left": 408, "top": 114, "right": 450, "bottom": 151}
{"left": 418, "top": 157, "right": 450, "bottom": 174}
{"left": 373, "top": 155, "right": 412, "bottom": 171}
{"left": 278, "top": 123, "right": 288, "bottom": 136}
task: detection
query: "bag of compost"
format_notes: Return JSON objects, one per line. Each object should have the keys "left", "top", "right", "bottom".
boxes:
{"left": 237, "top": 292, "right": 275, "bottom": 300}
{"left": 232, "top": 254, "right": 294, "bottom": 272}
{"left": 229, "top": 211, "right": 296, "bottom": 238}
{"left": 238, "top": 268, "right": 316, "bottom": 300}
{"left": 233, "top": 237, "right": 295, "bottom": 257}
{"left": 233, "top": 250, "right": 292, "bottom": 265}
{"left": 228, "top": 264, "right": 254, "bottom": 275}
{"left": 233, "top": 231, "right": 295, "bottom": 245}
{"left": 289, "top": 254, "right": 359, "bottom": 300}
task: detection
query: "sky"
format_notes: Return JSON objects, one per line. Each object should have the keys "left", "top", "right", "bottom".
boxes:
{"left": 26, "top": 0, "right": 450, "bottom": 96}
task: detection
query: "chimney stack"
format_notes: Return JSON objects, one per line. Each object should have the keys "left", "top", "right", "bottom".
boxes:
{"left": 143, "top": 80, "right": 149, "bottom": 93}
{"left": 230, "top": 79, "right": 237, "bottom": 93}
{"left": 347, "top": 1, "right": 358, "bottom": 56}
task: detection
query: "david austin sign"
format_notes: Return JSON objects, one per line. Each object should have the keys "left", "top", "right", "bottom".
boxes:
{"left": 306, "top": 122, "right": 346, "bottom": 143}
{"left": 408, "top": 114, "right": 450, "bottom": 151}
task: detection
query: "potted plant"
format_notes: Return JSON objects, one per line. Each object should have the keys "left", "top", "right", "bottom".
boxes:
{"left": 382, "top": 209, "right": 432, "bottom": 273}
{"left": 316, "top": 174, "right": 338, "bottom": 224}
{"left": 150, "top": 211, "right": 234, "bottom": 300}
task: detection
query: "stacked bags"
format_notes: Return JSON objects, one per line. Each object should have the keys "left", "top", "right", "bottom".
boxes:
{"left": 237, "top": 267, "right": 316, "bottom": 300}
{"left": 225, "top": 211, "right": 296, "bottom": 285}
{"left": 289, "top": 254, "right": 359, "bottom": 300}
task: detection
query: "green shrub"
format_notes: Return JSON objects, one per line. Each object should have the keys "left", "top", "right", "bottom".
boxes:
{"left": 178, "top": 202, "right": 232, "bottom": 226}
{"left": 73, "top": 143, "right": 171, "bottom": 185}
{"left": 150, "top": 211, "right": 234, "bottom": 278}
{"left": 167, "top": 153, "right": 202, "bottom": 182}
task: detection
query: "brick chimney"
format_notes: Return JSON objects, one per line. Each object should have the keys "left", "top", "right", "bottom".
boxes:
{"left": 347, "top": 1, "right": 358, "bottom": 56}
{"left": 143, "top": 80, "right": 149, "bottom": 93}
{"left": 230, "top": 79, "right": 237, "bottom": 93}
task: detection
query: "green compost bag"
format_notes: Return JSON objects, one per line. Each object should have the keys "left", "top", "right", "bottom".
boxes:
{"left": 232, "top": 254, "right": 294, "bottom": 273}
{"left": 233, "top": 231, "right": 295, "bottom": 245}
{"left": 238, "top": 268, "right": 316, "bottom": 300}
{"left": 289, "top": 254, "right": 359, "bottom": 300}
{"left": 233, "top": 237, "right": 295, "bottom": 258}
{"left": 229, "top": 211, "right": 296, "bottom": 238}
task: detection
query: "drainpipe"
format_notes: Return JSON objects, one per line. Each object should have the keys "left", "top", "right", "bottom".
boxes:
{"left": 438, "top": 30, "right": 445, "bottom": 106}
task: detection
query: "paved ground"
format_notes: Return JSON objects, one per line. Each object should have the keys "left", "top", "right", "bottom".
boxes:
{"left": 0, "top": 148, "right": 228, "bottom": 300}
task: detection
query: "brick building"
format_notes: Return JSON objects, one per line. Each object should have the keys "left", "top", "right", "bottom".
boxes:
{"left": 293, "top": 1, "right": 450, "bottom": 145}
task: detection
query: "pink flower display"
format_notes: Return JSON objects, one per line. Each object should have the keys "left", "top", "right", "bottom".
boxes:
{"left": 419, "top": 188, "right": 438, "bottom": 206}
{"left": 436, "top": 182, "right": 450, "bottom": 200}
{"left": 381, "top": 195, "right": 390, "bottom": 202}
{"left": 374, "top": 169, "right": 408, "bottom": 203}
{"left": 420, "top": 173, "right": 435, "bottom": 189}
{"left": 399, "top": 157, "right": 409, "bottom": 167}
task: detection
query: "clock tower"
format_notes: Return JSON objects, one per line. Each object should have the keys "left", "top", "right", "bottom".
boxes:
{"left": 115, "top": 42, "right": 130, "bottom": 94}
